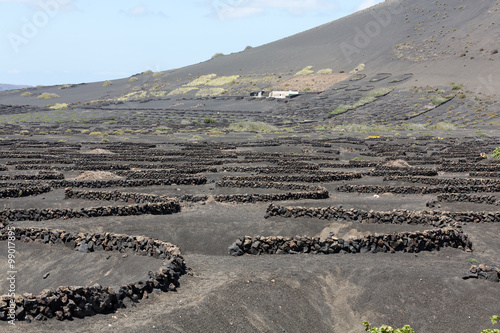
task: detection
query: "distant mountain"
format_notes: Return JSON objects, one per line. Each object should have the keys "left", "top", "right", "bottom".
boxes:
{"left": 0, "top": 84, "right": 32, "bottom": 91}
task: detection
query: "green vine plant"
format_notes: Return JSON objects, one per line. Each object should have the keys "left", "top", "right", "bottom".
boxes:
{"left": 363, "top": 316, "right": 499, "bottom": 333}
{"left": 492, "top": 147, "right": 500, "bottom": 159}
{"left": 363, "top": 322, "right": 415, "bottom": 333}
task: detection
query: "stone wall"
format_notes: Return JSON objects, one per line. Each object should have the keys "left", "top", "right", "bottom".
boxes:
{"left": 437, "top": 193, "right": 499, "bottom": 206}
{"left": 265, "top": 204, "right": 500, "bottom": 225}
{"left": 228, "top": 228, "right": 472, "bottom": 255}
{"left": 337, "top": 184, "right": 500, "bottom": 194}
{"left": 222, "top": 172, "right": 363, "bottom": 183}
{"left": 0, "top": 226, "right": 186, "bottom": 321}
{"left": 64, "top": 188, "right": 208, "bottom": 204}
{"left": 383, "top": 176, "right": 500, "bottom": 186}
{"left": 0, "top": 198, "right": 181, "bottom": 222}
{"left": 0, "top": 185, "right": 52, "bottom": 199}
{"left": 0, "top": 173, "right": 64, "bottom": 181}
{"left": 213, "top": 187, "right": 329, "bottom": 204}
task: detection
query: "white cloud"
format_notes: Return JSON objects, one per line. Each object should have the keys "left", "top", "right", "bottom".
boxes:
{"left": 0, "top": 0, "right": 75, "bottom": 10}
{"left": 123, "top": 5, "right": 167, "bottom": 17}
{"left": 356, "top": 0, "right": 381, "bottom": 11}
{"left": 212, "top": 0, "right": 337, "bottom": 20}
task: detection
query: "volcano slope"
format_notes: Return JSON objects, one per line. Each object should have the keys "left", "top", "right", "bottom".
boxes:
{"left": 0, "top": 0, "right": 500, "bottom": 332}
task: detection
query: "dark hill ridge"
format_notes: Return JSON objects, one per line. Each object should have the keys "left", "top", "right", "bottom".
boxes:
{"left": 0, "top": 0, "right": 498, "bottom": 130}
{"left": 0, "top": 84, "right": 32, "bottom": 91}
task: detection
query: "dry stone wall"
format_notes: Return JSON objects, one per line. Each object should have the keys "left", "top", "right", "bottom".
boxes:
{"left": 228, "top": 228, "right": 472, "bottom": 256}
{"left": 265, "top": 204, "right": 500, "bottom": 225}
{"left": 0, "top": 185, "right": 52, "bottom": 199}
{"left": 0, "top": 226, "right": 186, "bottom": 321}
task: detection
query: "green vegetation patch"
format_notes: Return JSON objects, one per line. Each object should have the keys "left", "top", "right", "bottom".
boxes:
{"left": 329, "top": 87, "right": 394, "bottom": 116}
{"left": 229, "top": 121, "right": 278, "bottom": 133}
{"left": 363, "top": 321, "right": 415, "bottom": 333}
{"left": 129, "top": 77, "right": 138, "bottom": 82}
{"left": 317, "top": 68, "right": 333, "bottom": 75}
{"left": 38, "top": 93, "right": 60, "bottom": 99}
{"left": 185, "top": 74, "right": 217, "bottom": 86}
{"left": 294, "top": 66, "right": 314, "bottom": 76}
{"left": 492, "top": 147, "right": 500, "bottom": 159}
{"left": 168, "top": 87, "right": 198, "bottom": 96}
{"left": 49, "top": 103, "right": 69, "bottom": 110}
{"left": 207, "top": 75, "right": 240, "bottom": 86}
{"left": 196, "top": 88, "right": 226, "bottom": 97}
{"left": 20, "top": 92, "right": 32, "bottom": 97}
{"left": 102, "top": 80, "right": 112, "bottom": 87}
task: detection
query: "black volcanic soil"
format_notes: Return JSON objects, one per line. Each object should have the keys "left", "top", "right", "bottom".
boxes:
{"left": 0, "top": 0, "right": 499, "bottom": 331}
{"left": 0, "top": 131, "right": 499, "bottom": 333}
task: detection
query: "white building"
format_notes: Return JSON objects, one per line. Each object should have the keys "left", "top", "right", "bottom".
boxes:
{"left": 268, "top": 90, "right": 300, "bottom": 99}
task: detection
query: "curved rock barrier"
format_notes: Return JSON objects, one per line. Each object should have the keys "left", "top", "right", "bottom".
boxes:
{"left": 115, "top": 168, "right": 216, "bottom": 179}
{"left": 337, "top": 184, "right": 500, "bottom": 194}
{"left": 222, "top": 172, "right": 363, "bottom": 183}
{"left": 383, "top": 176, "right": 500, "bottom": 186}
{"left": 440, "top": 163, "right": 500, "bottom": 172}
{"left": 0, "top": 226, "right": 186, "bottom": 321}
{"left": 220, "top": 166, "right": 320, "bottom": 173}
{"left": 369, "top": 168, "right": 438, "bottom": 177}
{"left": 265, "top": 204, "right": 500, "bottom": 224}
{"left": 469, "top": 172, "right": 500, "bottom": 178}
{"left": 0, "top": 199, "right": 181, "bottom": 222}
{"left": 228, "top": 228, "right": 472, "bottom": 256}
{"left": 213, "top": 187, "right": 329, "bottom": 204}
{"left": 0, "top": 185, "right": 52, "bottom": 199}
{"left": 0, "top": 173, "right": 64, "bottom": 181}
{"left": 50, "top": 177, "right": 207, "bottom": 189}
{"left": 217, "top": 180, "right": 320, "bottom": 191}
{"left": 437, "top": 193, "right": 499, "bottom": 206}
{"left": 65, "top": 188, "right": 208, "bottom": 204}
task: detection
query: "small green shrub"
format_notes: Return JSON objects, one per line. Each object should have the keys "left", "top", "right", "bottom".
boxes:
{"left": 363, "top": 321, "right": 415, "bottom": 333}
{"left": 168, "top": 87, "right": 197, "bottom": 96}
{"left": 152, "top": 72, "right": 163, "bottom": 77}
{"left": 457, "top": 93, "right": 466, "bottom": 99}
{"left": 229, "top": 121, "right": 278, "bottom": 133}
{"left": 20, "top": 92, "right": 32, "bottom": 97}
{"left": 141, "top": 70, "right": 153, "bottom": 75}
{"left": 294, "top": 66, "right": 314, "bottom": 76}
{"left": 431, "top": 97, "right": 448, "bottom": 105}
{"left": 185, "top": 74, "right": 217, "bottom": 86}
{"left": 203, "top": 117, "right": 216, "bottom": 124}
{"left": 102, "top": 80, "right": 112, "bottom": 87}
{"left": 481, "top": 315, "right": 500, "bottom": 333}
{"left": 492, "top": 147, "right": 500, "bottom": 159}
{"left": 212, "top": 53, "right": 224, "bottom": 59}
{"left": 89, "top": 131, "right": 103, "bottom": 135}
{"left": 49, "top": 103, "right": 68, "bottom": 110}
{"left": 317, "top": 68, "right": 333, "bottom": 75}
{"left": 329, "top": 105, "right": 353, "bottom": 116}
{"left": 38, "top": 93, "right": 60, "bottom": 99}
{"left": 129, "top": 77, "right": 138, "bottom": 82}
{"left": 196, "top": 88, "right": 226, "bottom": 97}
{"left": 244, "top": 46, "right": 252, "bottom": 51}
{"left": 59, "top": 84, "right": 73, "bottom": 90}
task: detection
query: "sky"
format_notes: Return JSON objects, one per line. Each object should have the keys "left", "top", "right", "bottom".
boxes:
{"left": 0, "top": 0, "right": 383, "bottom": 86}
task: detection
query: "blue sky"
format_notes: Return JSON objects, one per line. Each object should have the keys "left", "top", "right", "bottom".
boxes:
{"left": 0, "top": 0, "right": 383, "bottom": 86}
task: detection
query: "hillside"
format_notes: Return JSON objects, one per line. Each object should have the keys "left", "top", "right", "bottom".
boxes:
{"left": 0, "top": 84, "right": 32, "bottom": 91}
{"left": 0, "top": 0, "right": 498, "bottom": 132}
